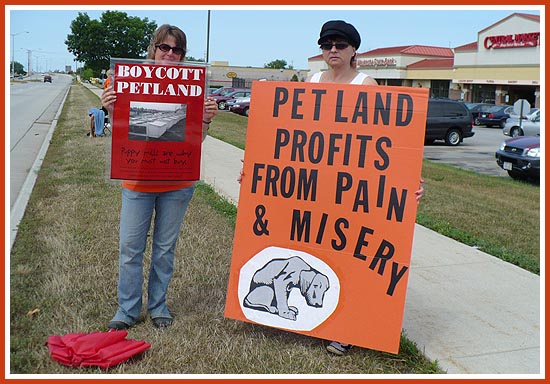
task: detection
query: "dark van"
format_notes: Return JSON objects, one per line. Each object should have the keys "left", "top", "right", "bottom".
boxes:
{"left": 425, "top": 98, "right": 475, "bottom": 146}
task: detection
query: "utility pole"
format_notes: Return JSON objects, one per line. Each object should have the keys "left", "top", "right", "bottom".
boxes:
{"left": 11, "top": 31, "right": 29, "bottom": 78}
{"left": 26, "top": 50, "right": 32, "bottom": 77}
{"left": 206, "top": 10, "right": 211, "bottom": 63}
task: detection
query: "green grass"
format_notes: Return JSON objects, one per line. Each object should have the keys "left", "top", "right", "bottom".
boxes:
{"left": 208, "top": 111, "right": 248, "bottom": 150}
{"left": 10, "top": 86, "right": 442, "bottom": 374}
{"left": 210, "top": 111, "right": 541, "bottom": 274}
{"left": 417, "top": 162, "right": 540, "bottom": 273}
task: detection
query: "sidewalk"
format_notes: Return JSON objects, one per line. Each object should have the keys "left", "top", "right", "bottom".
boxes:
{"left": 201, "top": 135, "right": 541, "bottom": 376}
{"left": 84, "top": 83, "right": 540, "bottom": 375}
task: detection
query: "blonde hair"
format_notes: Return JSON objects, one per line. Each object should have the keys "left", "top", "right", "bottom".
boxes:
{"left": 146, "top": 24, "right": 187, "bottom": 62}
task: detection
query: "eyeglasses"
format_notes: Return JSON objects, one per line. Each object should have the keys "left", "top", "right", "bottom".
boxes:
{"left": 155, "top": 43, "right": 185, "bottom": 56}
{"left": 320, "top": 41, "right": 351, "bottom": 51}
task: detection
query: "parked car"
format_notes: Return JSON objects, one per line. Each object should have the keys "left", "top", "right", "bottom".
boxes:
{"left": 210, "top": 87, "right": 245, "bottom": 97}
{"left": 495, "top": 135, "right": 540, "bottom": 181}
{"left": 502, "top": 109, "right": 540, "bottom": 137}
{"left": 476, "top": 105, "right": 513, "bottom": 128}
{"left": 44, "top": 75, "right": 52, "bottom": 83}
{"left": 466, "top": 103, "right": 496, "bottom": 125}
{"left": 424, "top": 98, "right": 475, "bottom": 146}
{"left": 213, "top": 89, "right": 251, "bottom": 110}
{"left": 230, "top": 98, "right": 251, "bottom": 116}
{"left": 225, "top": 96, "right": 249, "bottom": 109}
{"left": 510, "top": 107, "right": 538, "bottom": 117}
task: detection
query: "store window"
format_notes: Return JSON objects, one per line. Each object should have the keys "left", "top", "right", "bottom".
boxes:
{"left": 386, "top": 79, "right": 403, "bottom": 86}
{"left": 430, "top": 80, "right": 450, "bottom": 98}
{"left": 471, "top": 84, "right": 495, "bottom": 104}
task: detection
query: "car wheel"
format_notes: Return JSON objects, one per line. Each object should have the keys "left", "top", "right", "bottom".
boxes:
{"left": 474, "top": 117, "right": 481, "bottom": 126}
{"left": 218, "top": 101, "right": 227, "bottom": 110}
{"left": 510, "top": 127, "right": 523, "bottom": 137}
{"left": 444, "top": 128, "right": 462, "bottom": 146}
{"left": 499, "top": 120, "right": 506, "bottom": 128}
{"left": 244, "top": 108, "right": 249, "bottom": 117}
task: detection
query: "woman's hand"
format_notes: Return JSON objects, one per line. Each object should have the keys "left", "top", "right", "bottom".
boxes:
{"left": 101, "top": 86, "right": 116, "bottom": 116}
{"left": 237, "top": 159, "right": 244, "bottom": 184}
{"left": 415, "top": 177, "right": 425, "bottom": 204}
{"left": 203, "top": 97, "right": 218, "bottom": 122}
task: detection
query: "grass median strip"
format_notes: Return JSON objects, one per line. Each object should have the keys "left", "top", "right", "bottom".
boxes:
{"left": 10, "top": 85, "right": 441, "bottom": 374}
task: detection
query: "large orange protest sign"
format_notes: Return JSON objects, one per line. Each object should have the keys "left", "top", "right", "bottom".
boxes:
{"left": 224, "top": 81, "right": 428, "bottom": 354}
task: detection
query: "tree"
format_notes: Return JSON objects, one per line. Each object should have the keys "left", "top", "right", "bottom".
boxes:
{"left": 65, "top": 11, "right": 157, "bottom": 75}
{"left": 12, "top": 61, "right": 26, "bottom": 75}
{"left": 186, "top": 56, "right": 205, "bottom": 63}
{"left": 81, "top": 68, "right": 94, "bottom": 82}
{"left": 264, "top": 59, "right": 289, "bottom": 69}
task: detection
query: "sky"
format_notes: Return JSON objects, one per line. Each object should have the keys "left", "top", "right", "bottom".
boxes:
{"left": 7, "top": 5, "right": 543, "bottom": 73}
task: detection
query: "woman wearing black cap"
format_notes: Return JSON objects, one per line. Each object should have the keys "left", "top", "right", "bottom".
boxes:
{"left": 309, "top": 20, "right": 424, "bottom": 357}
{"left": 306, "top": 20, "right": 378, "bottom": 86}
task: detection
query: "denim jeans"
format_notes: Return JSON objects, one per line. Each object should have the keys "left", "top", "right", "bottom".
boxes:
{"left": 110, "top": 185, "right": 195, "bottom": 325}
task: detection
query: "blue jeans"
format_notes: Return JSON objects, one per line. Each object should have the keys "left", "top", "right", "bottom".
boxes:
{"left": 110, "top": 185, "right": 195, "bottom": 325}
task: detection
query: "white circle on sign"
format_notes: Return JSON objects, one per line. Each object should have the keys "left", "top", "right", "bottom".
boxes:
{"left": 238, "top": 246, "right": 340, "bottom": 332}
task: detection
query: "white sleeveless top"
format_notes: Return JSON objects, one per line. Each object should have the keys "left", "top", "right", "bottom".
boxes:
{"left": 309, "top": 71, "right": 371, "bottom": 85}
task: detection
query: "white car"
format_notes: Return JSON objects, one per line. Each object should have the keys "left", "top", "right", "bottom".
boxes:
{"left": 502, "top": 110, "right": 540, "bottom": 137}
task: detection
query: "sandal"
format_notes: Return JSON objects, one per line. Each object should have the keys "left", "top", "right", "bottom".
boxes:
{"left": 152, "top": 317, "right": 173, "bottom": 329}
{"left": 326, "top": 341, "right": 353, "bottom": 356}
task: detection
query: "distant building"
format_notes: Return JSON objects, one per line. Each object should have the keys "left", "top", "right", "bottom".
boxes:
{"left": 206, "top": 61, "right": 309, "bottom": 89}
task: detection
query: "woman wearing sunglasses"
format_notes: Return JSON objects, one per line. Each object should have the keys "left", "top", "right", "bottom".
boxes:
{"left": 307, "top": 20, "right": 424, "bottom": 356}
{"left": 101, "top": 24, "right": 218, "bottom": 330}
{"left": 307, "top": 20, "right": 378, "bottom": 86}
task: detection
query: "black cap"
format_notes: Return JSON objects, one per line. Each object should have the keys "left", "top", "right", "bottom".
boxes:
{"left": 318, "top": 20, "right": 361, "bottom": 49}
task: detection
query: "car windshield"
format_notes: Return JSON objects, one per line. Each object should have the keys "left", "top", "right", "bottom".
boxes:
{"left": 211, "top": 88, "right": 234, "bottom": 96}
{"left": 219, "top": 89, "right": 238, "bottom": 96}
{"left": 474, "top": 104, "right": 494, "bottom": 112}
{"left": 486, "top": 105, "right": 505, "bottom": 113}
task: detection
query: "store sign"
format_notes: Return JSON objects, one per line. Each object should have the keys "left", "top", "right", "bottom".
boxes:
{"left": 357, "top": 58, "right": 397, "bottom": 68}
{"left": 226, "top": 71, "right": 238, "bottom": 78}
{"left": 457, "top": 79, "right": 539, "bottom": 86}
{"left": 484, "top": 32, "right": 540, "bottom": 49}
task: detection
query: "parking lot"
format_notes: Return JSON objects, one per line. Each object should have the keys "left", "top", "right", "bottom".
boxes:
{"left": 423, "top": 125, "right": 510, "bottom": 178}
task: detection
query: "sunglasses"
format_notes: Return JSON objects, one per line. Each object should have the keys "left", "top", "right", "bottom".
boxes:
{"left": 155, "top": 43, "right": 185, "bottom": 56}
{"left": 320, "top": 41, "right": 351, "bottom": 51}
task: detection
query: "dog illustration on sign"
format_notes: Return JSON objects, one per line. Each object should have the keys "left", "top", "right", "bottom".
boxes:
{"left": 243, "top": 256, "right": 330, "bottom": 321}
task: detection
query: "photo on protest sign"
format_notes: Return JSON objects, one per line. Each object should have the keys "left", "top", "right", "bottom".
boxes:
{"left": 224, "top": 81, "right": 429, "bottom": 354}
{"left": 128, "top": 101, "right": 187, "bottom": 142}
{"left": 109, "top": 58, "right": 207, "bottom": 181}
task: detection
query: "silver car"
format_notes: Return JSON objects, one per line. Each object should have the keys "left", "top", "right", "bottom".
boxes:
{"left": 502, "top": 110, "right": 540, "bottom": 137}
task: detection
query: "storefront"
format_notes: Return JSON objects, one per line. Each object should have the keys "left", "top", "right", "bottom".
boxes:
{"left": 307, "top": 12, "right": 540, "bottom": 108}
{"left": 453, "top": 13, "right": 540, "bottom": 107}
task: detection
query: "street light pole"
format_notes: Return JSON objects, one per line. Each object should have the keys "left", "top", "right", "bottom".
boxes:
{"left": 11, "top": 31, "right": 29, "bottom": 78}
{"left": 206, "top": 10, "right": 211, "bottom": 63}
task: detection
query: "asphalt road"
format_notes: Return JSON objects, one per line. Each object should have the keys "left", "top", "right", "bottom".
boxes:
{"left": 422, "top": 125, "right": 510, "bottom": 178}
{"left": 9, "top": 73, "right": 73, "bottom": 208}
